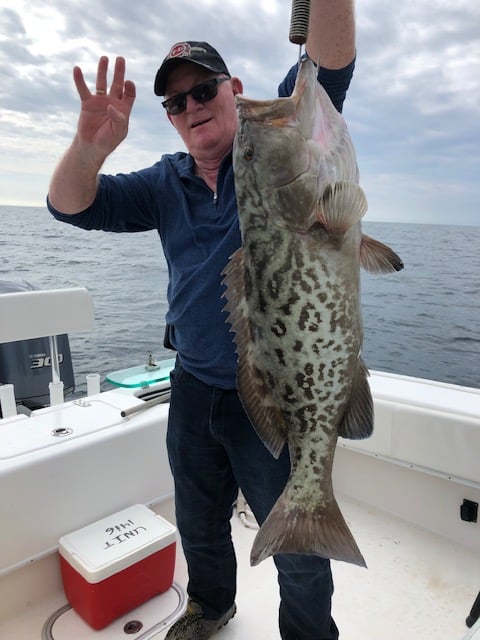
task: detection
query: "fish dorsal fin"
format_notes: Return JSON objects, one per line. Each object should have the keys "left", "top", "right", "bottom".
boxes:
{"left": 222, "top": 249, "right": 288, "bottom": 458}
{"left": 360, "top": 234, "right": 404, "bottom": 273}
{"left": 318, "top": 181, "right": 368, "bottom": 233}
{"left": 337, "top": 357, "right": 374, "bottom": 439}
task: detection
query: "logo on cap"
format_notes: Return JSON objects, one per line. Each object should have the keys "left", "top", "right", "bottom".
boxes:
{"left": 168, "top": 42, "right": 192, "bottom": 59}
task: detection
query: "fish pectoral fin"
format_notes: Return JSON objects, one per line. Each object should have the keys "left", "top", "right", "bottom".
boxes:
{"left": 222, "top": 248, "right": 287, "bottom": 459}
{"left": 338, "top": 358, "right": 374, "bottom": 439}
{"left": 317, "top": 181, "right": 368, "bottom": 233}
{"left": 360, "top": 234, "right": 404, "bottom": 273}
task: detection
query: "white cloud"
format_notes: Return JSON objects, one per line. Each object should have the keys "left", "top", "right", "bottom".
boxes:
{"left": 0, "top": 0, "right": 479, "bottom": 224}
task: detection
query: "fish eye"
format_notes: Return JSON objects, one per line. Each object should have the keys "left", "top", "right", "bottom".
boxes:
{"left": 243, "top": 145, "right": 254, "bottom": 161}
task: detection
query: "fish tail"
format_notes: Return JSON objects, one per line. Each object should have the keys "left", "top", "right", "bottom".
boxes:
{"left": 250, "top": 492, "right": 366, "bottom": 568}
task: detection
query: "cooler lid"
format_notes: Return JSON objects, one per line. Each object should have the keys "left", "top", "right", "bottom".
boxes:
{"left": 58, "top": 504, "right": 176, "bottom": 583}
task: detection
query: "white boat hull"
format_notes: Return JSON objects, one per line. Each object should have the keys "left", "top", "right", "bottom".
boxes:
{"left": 0, "top": 388, "right": 174, "bottom": 577}
{"left": 1, "top": 370, "right": 479, "bottom": 639}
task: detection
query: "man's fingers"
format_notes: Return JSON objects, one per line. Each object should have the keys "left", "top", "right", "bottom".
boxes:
{"left": 123, "top": 79, "right": 136, "bottom": 102}
{"left": 110, "top": 56, "right": 127, "bottom": 99}
{"left": 95, "top": 56, "right": 109, "bottom": 95}
{"left": 72, "top": 56, "right": 134, "bottom": 107}
{"left": 73, "top": 65, "right": 91, "bottom": 101}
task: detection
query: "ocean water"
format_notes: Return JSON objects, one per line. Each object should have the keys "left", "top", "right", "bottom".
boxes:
{"left": 1, "top": 205, "right": 479, "bottom": 395}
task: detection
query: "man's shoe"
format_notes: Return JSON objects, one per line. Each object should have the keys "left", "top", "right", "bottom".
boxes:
{"left": 165, "top": 600, "right": 237, "bottom": 640}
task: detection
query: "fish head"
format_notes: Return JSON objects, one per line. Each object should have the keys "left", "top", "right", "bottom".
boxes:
{"left": 233, "top": 59, "right": 359, "bottom": 234}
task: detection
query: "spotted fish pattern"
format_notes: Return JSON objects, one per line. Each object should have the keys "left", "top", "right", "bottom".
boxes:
{"left": 222, "top": 59, "right": 403, "bottom": 567}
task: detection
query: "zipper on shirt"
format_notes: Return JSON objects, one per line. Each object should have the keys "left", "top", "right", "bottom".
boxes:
{"left": 213, "top": 192, "right": 218, "bottom": 204}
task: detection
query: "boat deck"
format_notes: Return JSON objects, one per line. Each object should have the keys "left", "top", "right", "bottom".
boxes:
{"left": 206, "top": 495, "right": 480, "bottom": 640}
{"left": 1, "top": 493, "right": 478, "bottom": 640}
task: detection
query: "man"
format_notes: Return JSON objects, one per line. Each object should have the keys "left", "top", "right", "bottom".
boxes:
{"left": 48, "top": 3, "right": 356, "bottom": 638}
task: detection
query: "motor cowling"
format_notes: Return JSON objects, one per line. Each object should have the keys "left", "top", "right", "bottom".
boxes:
{"left": 0, "top": 280, "right": 75, "bottom": 410}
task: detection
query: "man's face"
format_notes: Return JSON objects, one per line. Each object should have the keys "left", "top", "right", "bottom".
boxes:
{"left": 164, "top": 62, "right": 243, "bottom": 163}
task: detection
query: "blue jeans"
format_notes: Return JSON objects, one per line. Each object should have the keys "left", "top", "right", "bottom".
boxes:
{"left": 166, "top": 361, "right": 339, "bottom": 640}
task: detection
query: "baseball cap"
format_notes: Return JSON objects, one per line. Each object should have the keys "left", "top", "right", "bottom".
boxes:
{"left": 154, "top": 41, "right": 231, "bottom": 96}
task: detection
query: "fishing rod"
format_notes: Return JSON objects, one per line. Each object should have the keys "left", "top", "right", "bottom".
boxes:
{"left": 289, "top": 0, "right": 311, "bottom": 62}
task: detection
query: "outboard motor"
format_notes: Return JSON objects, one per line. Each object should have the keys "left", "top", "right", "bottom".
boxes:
{"left": 0, "top": 280, "right": 75, "bottom": 410}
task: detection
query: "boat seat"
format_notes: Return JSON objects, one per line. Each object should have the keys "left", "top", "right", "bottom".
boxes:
{"left": 0, "top": 287, "right": 95, "bottom": 410}
{"left": 0, "top": 287, "right": 94, "bottom": 344}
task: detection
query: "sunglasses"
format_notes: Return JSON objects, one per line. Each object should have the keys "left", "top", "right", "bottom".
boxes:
{"left": 162, "top": 77, "right": 231, "bottom": 116}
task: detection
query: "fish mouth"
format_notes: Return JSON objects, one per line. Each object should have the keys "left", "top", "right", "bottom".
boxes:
{"left": 235, "top": 64, "right": 311, "bottom": 125}
{"left": 236, "top": 95, "right": 296, "bottom": 125}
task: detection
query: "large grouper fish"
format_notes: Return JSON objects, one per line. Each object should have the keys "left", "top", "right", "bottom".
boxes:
{"left": 222, "top": 58, "right": 403, "bottom": 568}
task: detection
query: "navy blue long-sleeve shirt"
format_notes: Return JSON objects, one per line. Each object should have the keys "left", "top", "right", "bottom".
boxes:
{"left": 48, "top": 58, "right": 355, "bottom": 388}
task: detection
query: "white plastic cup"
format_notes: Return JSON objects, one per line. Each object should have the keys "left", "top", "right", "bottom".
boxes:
{"left": 86, "top": 373, "right": 101, "bottom": 396}
{"left": 49, "top": 381, "right": 65, "bottom": 406}
{"left": 0, "top": 384, "right": 17, "bottom": 418}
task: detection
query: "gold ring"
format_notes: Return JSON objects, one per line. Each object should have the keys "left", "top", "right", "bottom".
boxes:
{"left": 95, "top": 89, "right": 106, "bottom": 95}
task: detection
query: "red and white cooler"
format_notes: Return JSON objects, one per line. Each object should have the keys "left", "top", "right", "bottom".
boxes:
{"left": 58, "top": 504, "right": 177, "bottom": 630}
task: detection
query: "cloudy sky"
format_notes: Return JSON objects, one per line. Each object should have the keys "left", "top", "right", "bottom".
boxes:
{"left": 0, "top": 0, "right": 479, "bottom": 225}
